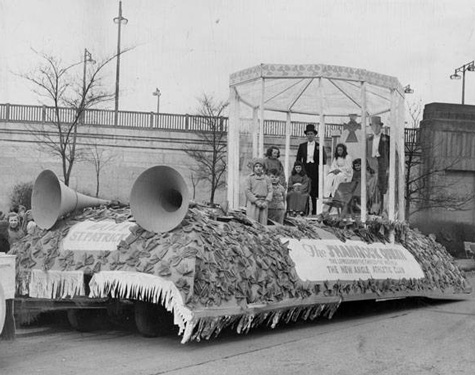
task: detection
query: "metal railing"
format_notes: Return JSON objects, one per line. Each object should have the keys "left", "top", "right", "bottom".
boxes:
{"left": 0, "top": 103, "right": 418, "bottom": 142}
{"left": 404, "top": 128, "right": 420, "bottom": 145}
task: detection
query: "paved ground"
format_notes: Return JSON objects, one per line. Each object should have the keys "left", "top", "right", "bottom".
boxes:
{"left": 1, "top": 273, "right": 474, "bottom": 375}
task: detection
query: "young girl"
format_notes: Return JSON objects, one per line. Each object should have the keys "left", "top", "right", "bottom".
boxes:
{"left": 263, "top": 146, "right": 286, "bottom": 188}
{"left": 286, "top": 161, "right": 310, "bottom": 216}
{"left": 324, "top": 143, "right": 353, "bottom": 198}
{"left": 267, "top": 169, "right": 286, "bottom": 224}
{"left": 244, "top": 159, "right": 273, "bottom": 225}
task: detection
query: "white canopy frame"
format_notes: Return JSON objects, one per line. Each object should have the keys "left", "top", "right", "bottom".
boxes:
{"left": 227, "top": 64, "right": 406, "bottom": 223}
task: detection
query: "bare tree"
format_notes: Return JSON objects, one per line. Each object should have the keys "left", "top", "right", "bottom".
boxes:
{"left": 405, "top": 100, "right": 474, "bottom": 218}
{"left": 20, "top": 49, "right": 129, "bottom": 186}
{"left": 185, "top": 95, "right": 228, "bottom": 204}
{"left": 189, "top": 172, "right": 204, "bottom": 201}
{"left": 83, "top": 144, "right": 117, "bottom": 197}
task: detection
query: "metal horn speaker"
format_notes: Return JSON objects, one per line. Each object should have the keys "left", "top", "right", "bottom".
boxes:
{"left": 130, "top": 165, "right": 190, "bottom": 233}
{"left": 32, "top": 170, "right": 109, "bottom": 230}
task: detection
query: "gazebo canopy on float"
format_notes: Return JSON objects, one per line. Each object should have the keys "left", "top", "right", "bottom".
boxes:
{"left": 227, "top": 63, "right": 407, "bottom": 222}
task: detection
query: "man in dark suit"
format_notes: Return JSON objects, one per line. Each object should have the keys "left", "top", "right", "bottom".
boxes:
{"left": 296, "top": 124, "right": 327, "bottom": 215}
{"left": 366, "top": 116, "right": 390, "bottom": 214}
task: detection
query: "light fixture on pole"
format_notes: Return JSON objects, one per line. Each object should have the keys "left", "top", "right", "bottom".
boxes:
{"left": 450, "top": 60, "right": 475, "bottom": 104}
{"left": 152, "top": 88, "right": 161, "bottom": 114}
{"left": 403, "top": 84, "right": 414, "bottom": 94}
{"left": 82, "top": 49, "right": 95, "bottom": 97}
{"left": 113, "top": 0, "right": 128, "bottom": 125}
{"left": 152, "top": 88, "right": 161, "bottom": 127}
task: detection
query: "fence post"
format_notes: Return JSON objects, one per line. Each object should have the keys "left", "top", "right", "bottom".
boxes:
{"left": 5, "top": 103, "right": 10, "bottom": 121}
{"left": 150, "top": 112, "right": 154, "bottom": 128}
{"left": 185, "top": 114, "right": 189, "bottom": 130}
{"left": 42, "top": 105, "right": 46, "bottom": 123}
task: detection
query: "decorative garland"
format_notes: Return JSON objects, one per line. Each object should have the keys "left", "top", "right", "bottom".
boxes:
{"left": 8, "top": 204, "right": 471, "bottom": 343}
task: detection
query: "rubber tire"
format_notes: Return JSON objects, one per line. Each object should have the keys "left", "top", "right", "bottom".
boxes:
{"left": 134, "top": 301, "right": 175, "bottom": 337}
{"left": 67, "top": 309, "right": 108, "bottom": 332}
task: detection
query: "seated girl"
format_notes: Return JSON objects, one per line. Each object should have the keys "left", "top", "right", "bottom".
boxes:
{"left": 335, "top": 158, "right": 376, "bottom": 218}
{"left": 286, "top": 161, "right": 310, "bottom": 216}
{"left": 324, "top": 143, "right": 353, "bottom": 198}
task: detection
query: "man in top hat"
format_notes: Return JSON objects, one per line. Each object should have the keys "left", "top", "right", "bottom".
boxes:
{"left": 296, "top": 123, "right": 327, "bottom": 215}
{"left": 366, "top": 116, "right": 390, "bottom": 214}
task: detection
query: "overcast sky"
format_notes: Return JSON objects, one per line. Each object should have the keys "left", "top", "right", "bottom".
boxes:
{"left": 1, "top": 0, "right": 475, "bottom": 115}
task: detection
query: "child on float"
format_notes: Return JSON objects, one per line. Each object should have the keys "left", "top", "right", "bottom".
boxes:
{"left": 263, "top": 146, "right": 287, "bottom": 189}
{"left": 24, "top": 210, "right": 38, "bottom": 235}
{"left": 286, "top": 161, "right": 310, "bottom": 216}
{"left": 267, "top": 168, "right": 286, "bottom": 224}
{"left": 324, "top": 143, "right": 353, "bottom": 198}
{"left": 244, "top": 158, "right": 273, "bottom": 225}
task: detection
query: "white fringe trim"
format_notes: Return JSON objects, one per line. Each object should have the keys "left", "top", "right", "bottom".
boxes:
{"left": 88, "top": 271, "right": 194, "bottom": 342}
{"left": 29, "top": 269, "right": 85, "bottom": 299}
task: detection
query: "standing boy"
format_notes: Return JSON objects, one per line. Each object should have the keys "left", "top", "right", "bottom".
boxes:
{"left": 267, "top": 169, "right": 286, "bottom": 224}
{"left": 244, "top": 159, "right": 273, "bottom": 225}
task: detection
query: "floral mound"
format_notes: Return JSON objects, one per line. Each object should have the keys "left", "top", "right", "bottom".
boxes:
{"left": 9, "top": 205, "right": 471, "bottom": 343}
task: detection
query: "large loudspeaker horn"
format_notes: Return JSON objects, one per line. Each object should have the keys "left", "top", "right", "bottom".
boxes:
{"left": 32, "top": 170, "right": 109, "bottom": 230}
{"left": 130, "top": 166, "right": 190, "bottom": 233}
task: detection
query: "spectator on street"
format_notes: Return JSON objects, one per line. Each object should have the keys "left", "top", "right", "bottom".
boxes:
{"left": 7, "top": 212, "right": 25, "bottom": 246}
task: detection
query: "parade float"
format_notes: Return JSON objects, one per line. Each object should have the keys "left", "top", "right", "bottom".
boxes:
{"left": 7, "top": 64, "right": 473, "bottom": 343}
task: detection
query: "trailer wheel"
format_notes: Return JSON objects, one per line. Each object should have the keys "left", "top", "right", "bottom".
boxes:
{"left": 67, "top": 309, "right": 108, "bottom": 332}
{"left": 134, "top": 301, "right": 175, "bottom": 337}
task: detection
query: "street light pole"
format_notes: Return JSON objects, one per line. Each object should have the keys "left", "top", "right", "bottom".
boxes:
{"left": 82, "top": 49, "right": 94, "bottom": 124}
{"left": 113, "top": 0, "right": 128, "bottom": 126}
{"left": 82, "top": 49, "right": 94, "bottom": 98}
{"left": 153, "top": 88, "right": 161, "bottom": 127}
{"left": 153, "top": 88, "right": 161, "bottom": 114}
{"left": 462, "top": 68, "right": 466, "bottom": 104}
{"left": 450, "top": 61, "right": 475, "bottom": 105}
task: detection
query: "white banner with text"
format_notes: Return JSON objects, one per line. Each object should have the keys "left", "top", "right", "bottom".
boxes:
{"left": 283, "top": 238, "right": 425, "bottom": 281}
{"left": 63, "top": 220, "right": 135, "bottom": 252}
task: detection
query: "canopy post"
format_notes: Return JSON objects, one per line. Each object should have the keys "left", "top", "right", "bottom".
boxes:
{"left": 284, "top": 112, "right": 291, "bottom": 183}
{"left": 317, "top": 77, "right": 325, "bottom": 214}
{"left": 398, "top": 94, "right": 406, "bottom": 221}
{"left": 388, "top": 89, "right": 397, "bottom": 221}
{"left": 259, "top": 78, "right": 265, "bottom": 157}
{"left": 227, "top": 87, "right": 241, "bottom": 209}
{"left": 360, "top": 81, "right": 368, "bottom": 223}
{"left": 252, "top": 108, "right": 258, "bottom": 158}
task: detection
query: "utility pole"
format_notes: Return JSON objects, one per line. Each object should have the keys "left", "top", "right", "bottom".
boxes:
{"left": 113, "top": 0, "right": 128, "bottom": 125}
{"left": 153, "top": 88, "right": 161, "bottom": 127}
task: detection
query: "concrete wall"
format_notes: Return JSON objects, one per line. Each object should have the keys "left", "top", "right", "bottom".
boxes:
{"left": 0, "top": 121, "right": 310, "bottom": 213}
{"left": 413, "top": 103, "right": 475, "bottom": 256}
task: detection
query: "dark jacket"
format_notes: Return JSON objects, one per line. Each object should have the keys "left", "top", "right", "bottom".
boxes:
{"left": 366, "top": 134, "right": 390, "bottom": 172}
{"left": 296, "top": 141, "right": 327, "bottom": 172}
{"left": 0, "top": 220, "right": 10, "bottom": 253}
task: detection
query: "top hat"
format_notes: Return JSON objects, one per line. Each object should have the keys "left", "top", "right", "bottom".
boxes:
{"left": 370, "top": 116, "right": 383, "bottom": 126}
{"left": 304, "top": 123, "right": 317, "bottom": 134}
